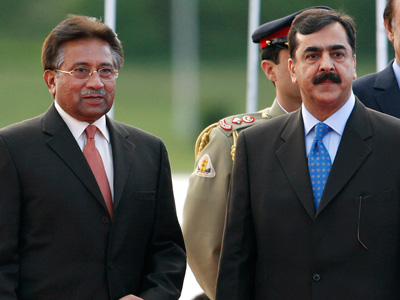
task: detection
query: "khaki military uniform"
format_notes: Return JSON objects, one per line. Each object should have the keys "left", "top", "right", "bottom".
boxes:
{"left": 182, "top": 99, "right": 286, "bottom": 299}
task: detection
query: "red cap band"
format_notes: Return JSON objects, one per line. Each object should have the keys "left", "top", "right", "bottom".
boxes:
{"left": 259, "top": 25, "right": 291, "bottom": 49}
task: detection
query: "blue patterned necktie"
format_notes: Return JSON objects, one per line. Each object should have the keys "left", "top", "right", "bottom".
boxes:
{"left": 308, "top": 122, "right": 332, "bottom": 210}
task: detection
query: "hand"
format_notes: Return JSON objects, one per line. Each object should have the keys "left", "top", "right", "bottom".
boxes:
{"left": 119, "top": 295, "right": 144, "bottom": 300}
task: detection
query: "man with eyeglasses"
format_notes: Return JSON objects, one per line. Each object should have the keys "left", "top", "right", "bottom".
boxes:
{"left": 0, "top": 15, "right": 186, "bottom": 300}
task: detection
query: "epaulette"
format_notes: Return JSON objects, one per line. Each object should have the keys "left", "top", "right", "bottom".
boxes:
{"left": 217, "top": 110, "right": 272, "bottom": 137}
{"left": 194, "top": 109, "right": 273, "bottom": 162}
{"left": 218, "top": 111, "right": 271, "bottom": 161}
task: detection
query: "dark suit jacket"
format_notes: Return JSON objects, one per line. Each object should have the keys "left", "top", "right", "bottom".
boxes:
{"left": 353, "top": 61, "right": 400, "bottom": 117}
{"left": 0, "top": 104, "right": 186, "bottom": 300}
{"left": 216, "top": 99, "right": 400, "bottom": 300}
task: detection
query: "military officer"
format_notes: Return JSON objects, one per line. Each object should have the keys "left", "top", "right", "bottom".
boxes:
{"left": 182, "top": 7, "right": 331, "bottom": 299}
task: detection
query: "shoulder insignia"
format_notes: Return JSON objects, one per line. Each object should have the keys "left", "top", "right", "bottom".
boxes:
{"left": 219, "top": 119, "right": 233, "bottom": 131}
{"left": 231, "top": 117, "right": 242, "bottom": 125}
{"left": 242, "top": 115, "right": 255, "bottom": 123}
{"left": 195, "top": 154, "right": 216, "bottom": 178}
{"left": 216, "top": 112, "right": 264, "bottom": 142}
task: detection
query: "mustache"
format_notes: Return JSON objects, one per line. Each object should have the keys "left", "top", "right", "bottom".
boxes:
{"left": 81, "top": 89, "right": 106, "bottom": 96}
{"left": 313, "top": 72, "right": 342, "bottom": 84}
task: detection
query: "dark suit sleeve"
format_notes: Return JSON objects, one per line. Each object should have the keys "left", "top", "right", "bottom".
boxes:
{"left": 353, "top": 76, "right": 381, "bottom": 111}
{"left": 216, "top": 131, "right": 256, "bottom": 300}
{"left": 0, "top": 136, "right": 20, "bottom": 299}
{"left": 139, "top": 141, "right": 186, "bottom": 300}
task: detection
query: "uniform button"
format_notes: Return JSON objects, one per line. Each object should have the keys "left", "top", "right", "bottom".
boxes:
{"left": 313, "top": 274, "right": 321, "bottom": 282}
{"left": 262, "top": 112, "right": 270, "bottom": 119}
{"left": 108, "top": 262, "right": 114, "bottom": 269}
{"left": 101, "top": 216, "right": 110, "bottom": 224}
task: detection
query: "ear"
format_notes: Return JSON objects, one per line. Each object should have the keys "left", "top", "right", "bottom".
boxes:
{"left": 352, "top": 54, "right": 357, "bottom": 80}
{"left": 44, "top": 70, "right": 57, "bottom": 99}
{"left": 384, "top": 18, "right": 395, "bottom": 43}
{"left": 261, "top": 60, "right": 277, "bottom": 82}
{"left": 288, "top": 58, "right": 297, "bottom": 83}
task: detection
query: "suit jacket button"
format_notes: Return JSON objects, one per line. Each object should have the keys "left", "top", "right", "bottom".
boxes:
{"left": 101, "top": 216, "right": 110, "bottom": 224}
{"left": 313, "top": 274, "right": 321, "bottom": 282}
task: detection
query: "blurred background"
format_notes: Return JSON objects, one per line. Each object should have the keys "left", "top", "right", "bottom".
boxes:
{"left": 0, "top": 0, "right": 391, "bottom": 172}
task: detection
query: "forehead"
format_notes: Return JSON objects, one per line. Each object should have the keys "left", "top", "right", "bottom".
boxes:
{"left": 295, "top": 22, "right": 350, "bottom": 53}
{"left": 61, "top": 38, "right": 113, "bottom": 66}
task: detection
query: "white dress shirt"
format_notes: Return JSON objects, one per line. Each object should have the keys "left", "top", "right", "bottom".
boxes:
{"left": 54, "top": 101, "right": 114, "bottom": 200}
{"left": 302, "top": 92, "right": 356, "bottom": 163}
{"left": 392, "top": 60, "right": 400, "bottom": 90}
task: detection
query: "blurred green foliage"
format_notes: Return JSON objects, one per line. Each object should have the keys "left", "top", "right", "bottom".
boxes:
{"left": 0, "top": 0, "right": 387, "bottom": 171}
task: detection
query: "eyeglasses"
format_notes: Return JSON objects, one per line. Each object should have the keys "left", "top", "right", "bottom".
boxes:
{"left": 54, "top": 67, "right": 119, "bottom": 81}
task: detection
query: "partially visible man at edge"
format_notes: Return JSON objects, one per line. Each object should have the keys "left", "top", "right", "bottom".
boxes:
{"left": 182, "top": 7, "right": 331, "bottom": 300}
{"left": 0, "top": 15, "right": 186, "bottom": 300}
{"left": 353, "top": 0, "right": 400, "bottom": 117}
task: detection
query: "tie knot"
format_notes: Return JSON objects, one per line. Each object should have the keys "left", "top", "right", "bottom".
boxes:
{"left": 85, "top": 125, "right": 98, "bottom": 139}
{"left": 314, "top": 122, "right": 330, "bottom": 141}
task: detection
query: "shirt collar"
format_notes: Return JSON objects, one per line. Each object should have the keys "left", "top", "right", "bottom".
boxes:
{"left": 392, "top": 60, "right": 400, "bottom": 90}
{"left": 276, "top": 98, "right": 289, "bottom": 114}
{"left": 54, "top": 101, "right": 110, "bottom": 143}
{"left": 302, "top": 92, "right": 356, "bottom": 137}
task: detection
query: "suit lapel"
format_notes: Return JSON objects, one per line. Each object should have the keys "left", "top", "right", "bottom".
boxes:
{"left": 107, "top": 118, "right": 136, "bottom": 209}
{"left": 373, "top": 62, "right": 400, "bottom": 117}
{"left": 42, "top": 105, "right": 106, "bottom": 210}
{"left": 276, "top": 111, "right": 316, "bottom": 219}
{"left": 316, "top": 100, "right": 373, "bottom": 215}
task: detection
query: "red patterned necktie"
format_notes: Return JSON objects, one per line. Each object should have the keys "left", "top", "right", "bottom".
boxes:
{"left": 83, "top": 125, "right": 114, "bottom": 219}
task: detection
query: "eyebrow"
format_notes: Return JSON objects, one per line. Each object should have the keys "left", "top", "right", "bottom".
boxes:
{"left": 72, "top": 62, "right": 114, "bottom": 67}
{"left": 303, "top": 44, "right": 347, "bottom": 54}
{"left": 329, "top": 44, "right": 347, "bottom": 51}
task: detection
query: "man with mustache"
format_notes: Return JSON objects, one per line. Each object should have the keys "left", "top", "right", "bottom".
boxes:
{"left": 216, "top": 8, "right": 400, "bottom": 299}
{"left": 0, "top": 15, "right": 186, "bottom": 300}
{"left": 313, "top": 71, "right": 342, "bottom": 84}
{"left": 182, "top": 8, "right": 335, "bottom": 299}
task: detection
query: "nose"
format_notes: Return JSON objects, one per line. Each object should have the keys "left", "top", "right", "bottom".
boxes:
{"left": 319, "top": 52, "right": 335, "bottom": 73}
{"left": 85, "top": 71, "right": 104, "bottom": 89}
